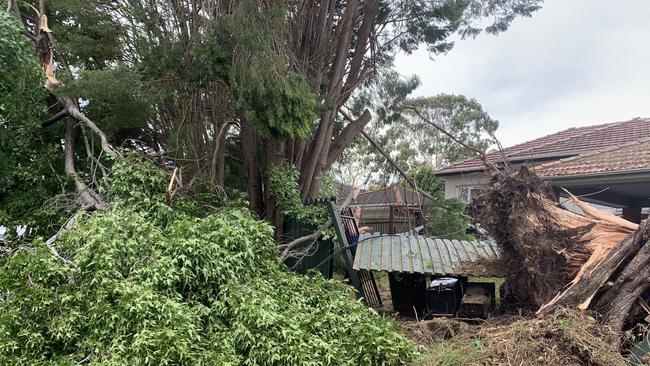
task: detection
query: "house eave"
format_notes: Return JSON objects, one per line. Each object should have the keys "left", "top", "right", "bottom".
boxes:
{"left": 435, "top": 151, "right": 584, "bottom": 176}
{"left": 541, "top": 169, "right": 650, "bottom": 186}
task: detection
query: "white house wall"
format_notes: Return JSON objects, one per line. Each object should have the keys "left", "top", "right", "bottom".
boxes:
{"left": 441, "top": 163, "right": 537, "bottom": 200}
{"left": 442, "top": 172, "right": 490, "bottom": 199}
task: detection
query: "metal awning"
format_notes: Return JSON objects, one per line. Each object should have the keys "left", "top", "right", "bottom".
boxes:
{"left": 353, "top": 233, "right": 503, "bottom": 277}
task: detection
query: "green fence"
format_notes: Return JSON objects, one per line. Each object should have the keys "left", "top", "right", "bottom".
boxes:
{"left": 283, "top": 217, "right": 333, "bottom": 279}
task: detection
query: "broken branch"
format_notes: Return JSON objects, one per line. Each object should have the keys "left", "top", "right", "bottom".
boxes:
{"left": 402, "top": 103, "right": 500, "bottom": 173}
{"left": 44, "top": 212, "right": 83, "bottom": 269}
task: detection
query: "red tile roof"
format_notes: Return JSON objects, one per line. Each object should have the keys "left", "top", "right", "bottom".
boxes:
{"left": 536, "top": 138, "right": 650, "bottom": 177}
{"left": 339, "top": 184, "right": 432, "bottom": 206}
{"left": 435, "top": 117, "right": 650, "bottom": 175}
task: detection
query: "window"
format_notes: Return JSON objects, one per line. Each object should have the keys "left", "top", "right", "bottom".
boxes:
{"left": 456, "top": 185, "right": 479, "bottom": 203}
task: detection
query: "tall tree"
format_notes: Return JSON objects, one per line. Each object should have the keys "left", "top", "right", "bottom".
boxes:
{"left": 348, "top": 93, "right": 498, "bottom": 184}
{"left": 238, "top": 0, "right": 541, "bottom": 229}
{"left": 5, "top": 0, "right": 542, "bottom": 235}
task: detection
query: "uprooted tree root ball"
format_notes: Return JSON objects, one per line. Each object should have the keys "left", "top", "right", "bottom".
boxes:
{"left": 473, "top": 166, "right": 634, "bottom": 311}
{"left": 415, "top": 310, "right": 626, "bottom": 366}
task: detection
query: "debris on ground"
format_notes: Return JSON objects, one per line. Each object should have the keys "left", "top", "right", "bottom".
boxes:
{"left": 410, "top": 309, "right": 626, "bottom": 366}
{"left": 398, "top": 317, "right": 473, "bottom": 347}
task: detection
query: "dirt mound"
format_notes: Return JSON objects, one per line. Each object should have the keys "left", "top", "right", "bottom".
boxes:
{"left": 413, "top": 310, "right": 626, "bottom": 366}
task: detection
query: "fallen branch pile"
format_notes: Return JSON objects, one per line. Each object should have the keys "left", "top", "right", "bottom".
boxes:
{"left": 476, "top": 166, "right": 650, "bottom": 337}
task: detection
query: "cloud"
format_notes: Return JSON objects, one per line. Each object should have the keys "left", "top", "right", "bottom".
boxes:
{"left": 395, "top": 0, "right": 650, "bottom": 146}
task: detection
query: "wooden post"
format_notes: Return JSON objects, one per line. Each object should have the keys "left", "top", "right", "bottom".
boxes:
{"left": 389, "top": 206, "right": 395, "bottom": 234}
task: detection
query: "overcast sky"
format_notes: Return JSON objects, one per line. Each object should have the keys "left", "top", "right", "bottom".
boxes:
{"left": 395, "top": 0, "right": 650, "bottom": 147}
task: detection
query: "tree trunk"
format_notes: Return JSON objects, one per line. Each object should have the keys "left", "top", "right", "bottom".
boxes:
{"left": 539, "top": 220, "right": 650, "bottom": 315}
{"left": 299, "top": 0, "right": 360, "bottom": 200}
{"left": 264, "top": 141, "right": 285, "bottom": 236}
{"left": 240, "top": 117, "right": 263, "bottom": 216}
{"left": 597, "top": 238, "right": 650, "bottom": 331}
{"left": 64, "top": 118, "right": 107, "bottom": 211}
{"left": 538, "top": 220, "right": 650, "bottom": 334}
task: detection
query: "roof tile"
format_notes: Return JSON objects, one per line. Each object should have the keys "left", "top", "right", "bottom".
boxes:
{"left": 536, "top": 138, "right": 650, "bottom": 177}
{"left": 436, "top": 117, "right": 650, "bottom": 174}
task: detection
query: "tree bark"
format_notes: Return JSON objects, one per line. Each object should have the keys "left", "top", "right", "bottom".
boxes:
{"left": 325, "top": 109, "right": 372, "bottom": 169}
{"left": 539, "top": 220, "right": 650, "bottom": 315}
{"left": 596, "top": 238, "right": 650, "bottom": 331}
{"left": 64, "top": 118, "right": 107, "bottom": 211}
{"left": 537, "top": 220, "right": 650, "bottom": 334}
{"left": 240, "top": 117, "right": 263, "bottom": 216}
{"left": 299, "top": 0, "right": 360, "bottom": 200}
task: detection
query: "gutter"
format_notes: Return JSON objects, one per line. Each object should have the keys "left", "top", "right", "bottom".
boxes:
{"left": 435, "top": 152, "right": 585, "bottom": 176}
{"left": 542, "top": 169, "right": 650, "bottom": 186}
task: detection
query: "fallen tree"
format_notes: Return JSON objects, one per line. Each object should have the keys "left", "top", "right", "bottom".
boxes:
{"left": 474, "top": 167, "right": 637, "bottom": 311}
{"left": 474, "top": 166, "right": 650, "bottom": 344}
{"left": 539, "top": 219, "right": 650, "bottom": 333}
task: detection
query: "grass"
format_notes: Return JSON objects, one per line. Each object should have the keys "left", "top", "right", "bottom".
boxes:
{"left": 415, "top": 339, "right": 483, "bottom": 366}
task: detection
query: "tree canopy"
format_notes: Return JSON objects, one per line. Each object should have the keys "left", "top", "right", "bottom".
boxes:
{"left": 3, "top": 0, "right": 541, "bottom": 234}
{"left": 336, "top": 92, "right": 498, "bottom": 186}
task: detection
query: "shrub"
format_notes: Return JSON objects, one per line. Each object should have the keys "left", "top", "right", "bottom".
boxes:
{"left": 0, "top": 158, "right": 417, "bottom": 365}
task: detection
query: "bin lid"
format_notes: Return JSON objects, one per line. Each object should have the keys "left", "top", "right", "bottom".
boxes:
{"left": 429, "top": 277, "right": 458, "bottom": 288}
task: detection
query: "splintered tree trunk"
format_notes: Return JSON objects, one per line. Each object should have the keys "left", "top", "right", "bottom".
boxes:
{"left": 476, "top": 167, "right": 636, "bottom": 311}
{"left": 540, "top": 220, "right": 650, "bottom": 332}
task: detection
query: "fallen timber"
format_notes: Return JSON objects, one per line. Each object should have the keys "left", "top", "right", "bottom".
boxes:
{"left": 475, "top": 166, "right": 649, "bottom": 343}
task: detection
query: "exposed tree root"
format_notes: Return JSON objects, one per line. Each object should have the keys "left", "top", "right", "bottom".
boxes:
{"left": 475, "top": 166, "right": 650, "bottom": 347}
{"left": 475, "top": 167, "right": 635, "bottom": 311}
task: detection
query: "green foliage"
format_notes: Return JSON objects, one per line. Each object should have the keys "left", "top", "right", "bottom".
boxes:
{"left": 344, "top": 92, "right": 498, "bottom": 185}
{"left": 0, "top": 10, "right": 72, "bottom": 241}
{"left": 0, "top": 161, "right": 417, "bottom": 365}
{"left": 232, "top": 64, "right": 316, "bottom": 140}
{"left": 404, "top": 95, "right": 498, "bottom": 166}
{"left": 0, "top": 10, "right": 45, "bottom": 128}
{"left": 375, "top": 0, "right": 542, "bottom": 56}
{"left": 46, "top": 0, "right": 125, "bottom": 69}
{"left": 57, "top": 68, "right": 155, "bottom": 140}
{"left": 411, "top": 166, "right": 470, "bottom": 239}
{"left": 225, "top": 1, "right": 316, "bottom": 140}
{"left": 267, "top": 164, "right": 327, "bottom": 228}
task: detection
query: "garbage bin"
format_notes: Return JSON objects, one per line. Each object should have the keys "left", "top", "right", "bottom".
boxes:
{"left": 426, "top": 277, "right": 462, "bottom": 316}
{"left": 388, "top": 272, "right": 426, "bottom": 316}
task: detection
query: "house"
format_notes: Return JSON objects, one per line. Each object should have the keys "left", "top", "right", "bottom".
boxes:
{"left": 435, "top": 117, "right": 650, "bottom": 223}
{"left": 337, "top": 184, "right": 432, "bottom": 234}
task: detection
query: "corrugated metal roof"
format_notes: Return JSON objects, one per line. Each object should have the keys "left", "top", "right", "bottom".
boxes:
{"left": 353, "top": 233, "right": 503, "bottom": 277}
